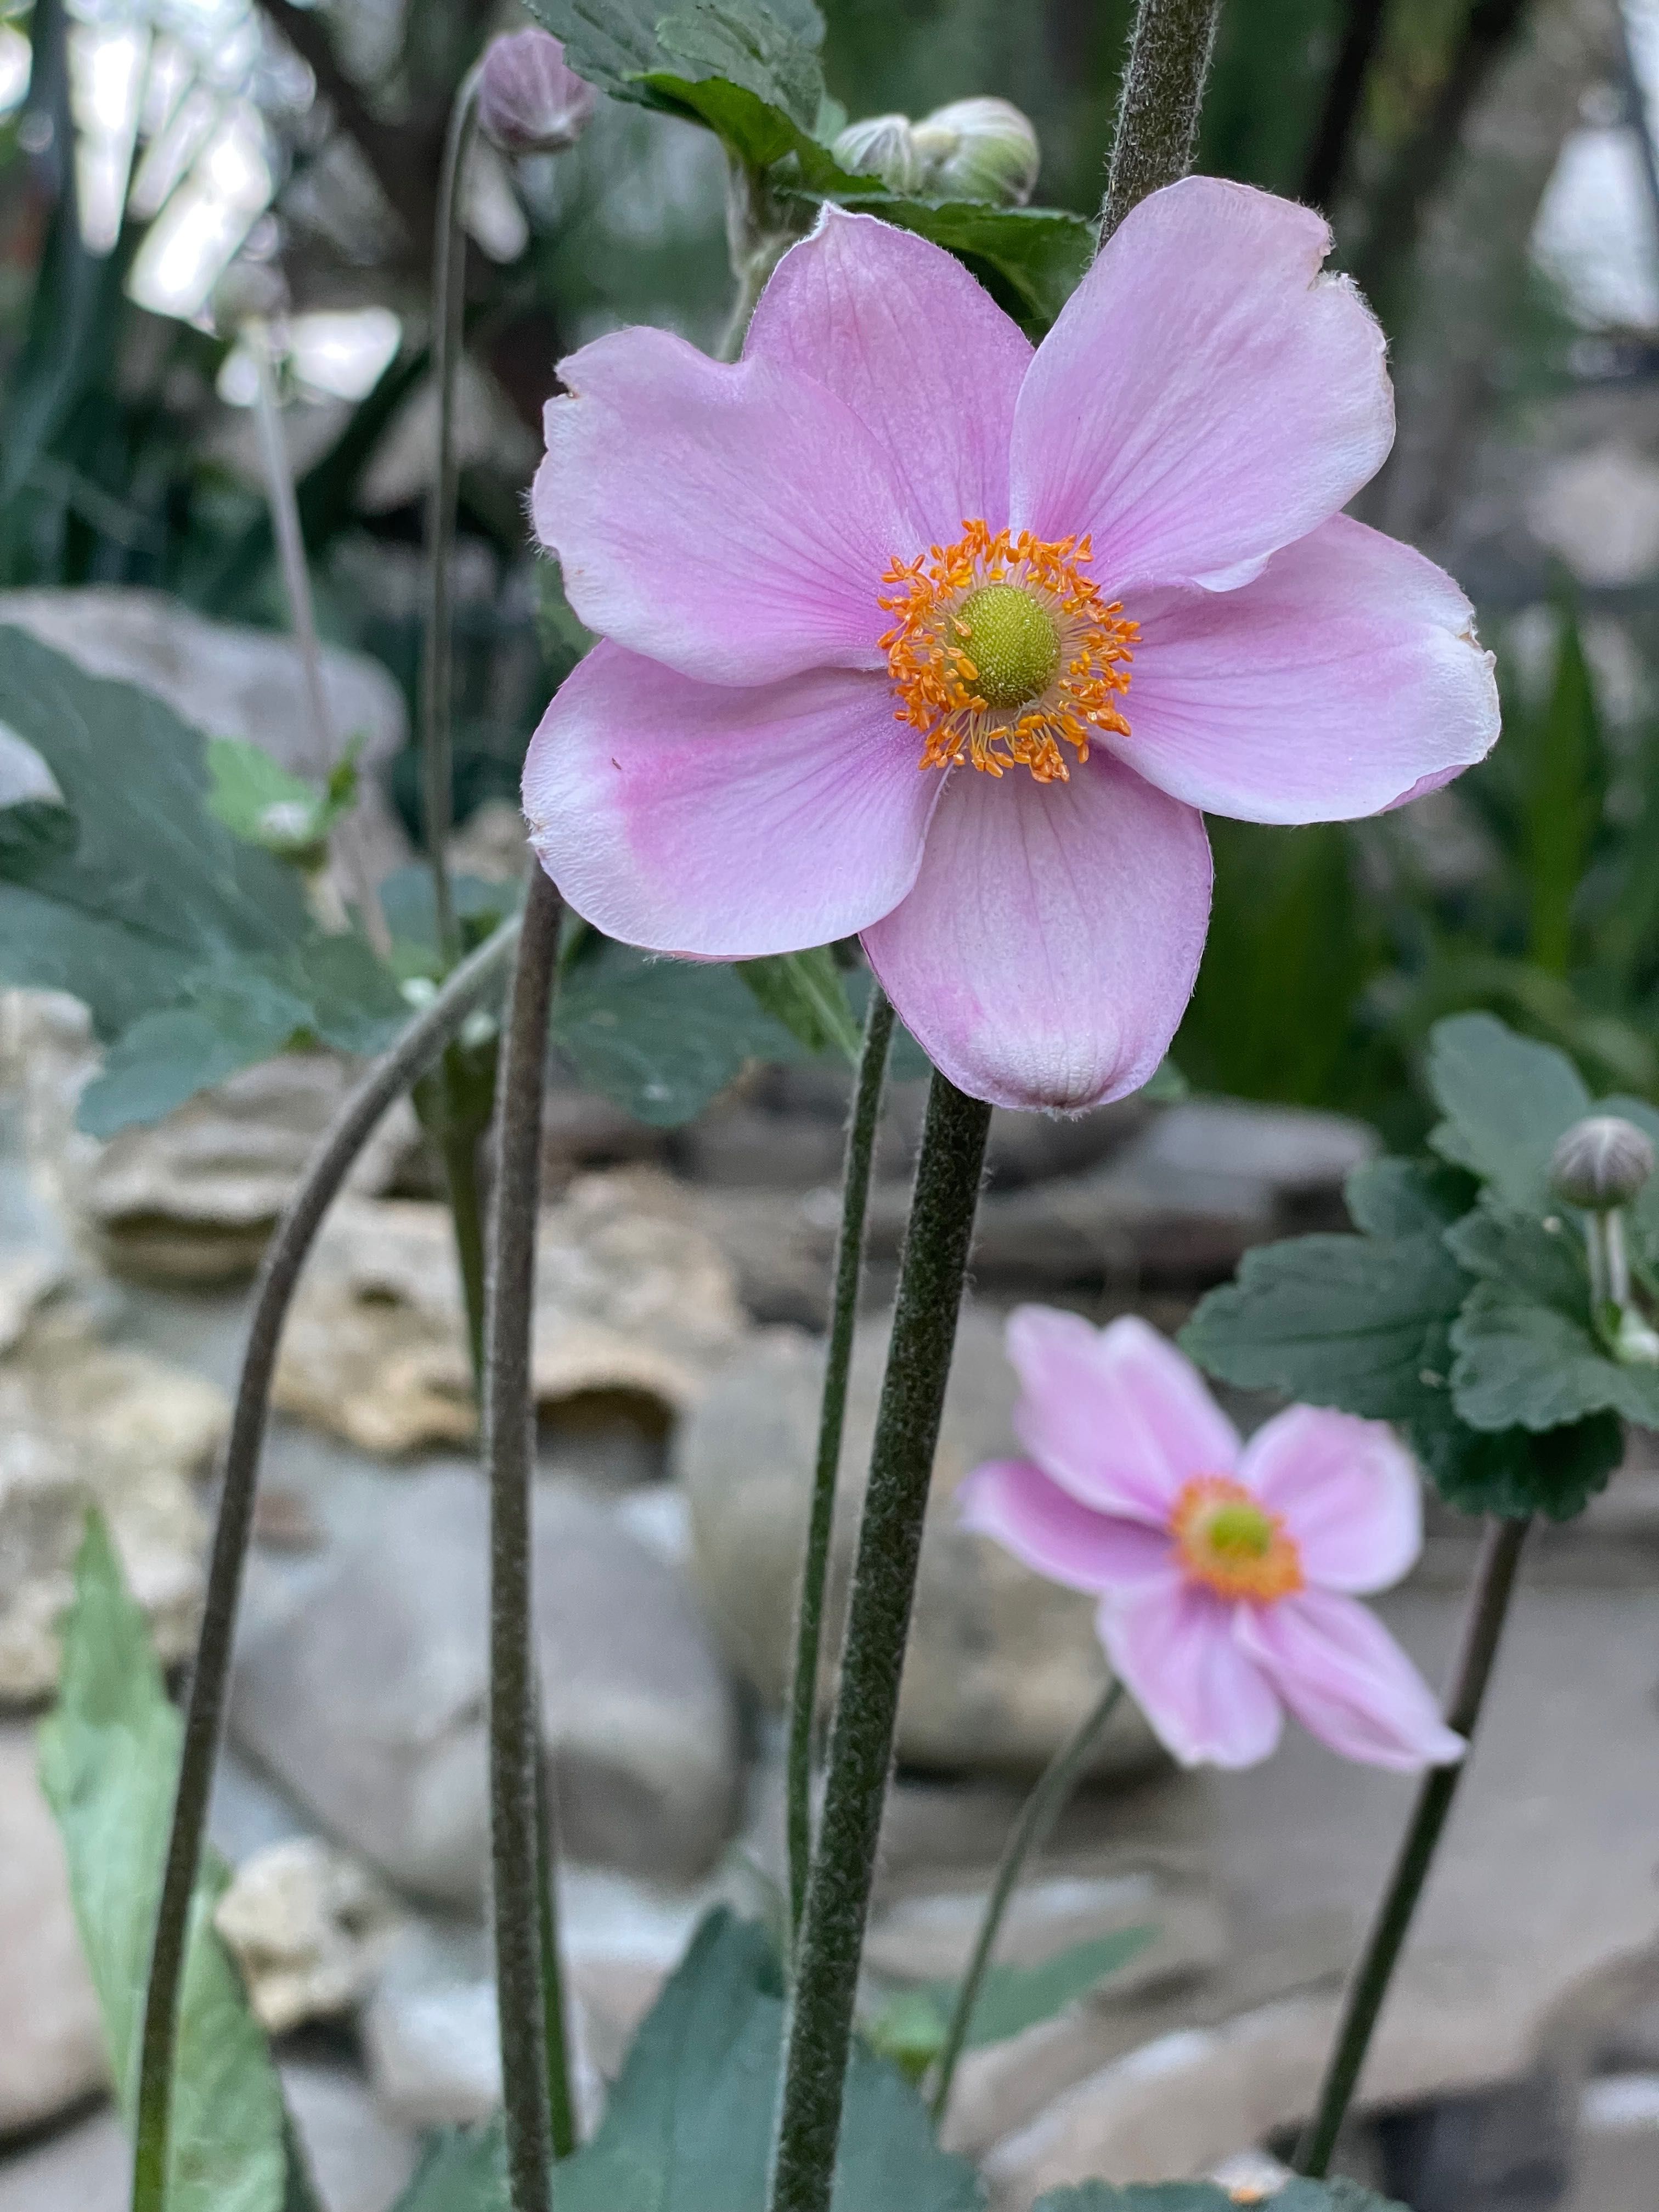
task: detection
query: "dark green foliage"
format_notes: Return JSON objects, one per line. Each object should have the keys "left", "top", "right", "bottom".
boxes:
{"left": 1031, "top": 2182, "right": 1407, "bottom": 2212}
{"left": 738, "top": 948, "right": 862, "bottom": 1060}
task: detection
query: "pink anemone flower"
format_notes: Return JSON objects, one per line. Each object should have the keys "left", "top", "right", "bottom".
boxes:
{"left": 523, "top": 178, "right": 1499, "bottom": 1112}
{"left": 958, "top": 1307, "right": 1465, "bottom": 1771}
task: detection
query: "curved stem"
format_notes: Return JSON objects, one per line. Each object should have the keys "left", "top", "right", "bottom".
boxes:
{"left": 785, "top": 986, "right": 895, "bottom": 1953}
{"left": 1098, "top": 0, "right": 1224, "bottom": 243}
{"left": 931, "top": 1677, "right": 1124, "bottom": 2126}
{"left": 132, "top": 917, "right": 521, "bottom": 2212}
{"left": 420, "top": 63, "right": 483, "bottom": 968}
{"left": 769, "top": 1074, "right": 992, "bottom": 2212}
{"left": 1300, "top": 0, "right": 1390, "bottom": 210}
{"left": 484, "top": 868, "right": 565, "bottom": 2211}
{"left": 1294, "top": 1514, "right": 1531, "bottom": 2177}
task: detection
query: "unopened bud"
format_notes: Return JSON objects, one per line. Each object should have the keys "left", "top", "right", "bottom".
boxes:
{"left": 831, "top": 112, "right": 923, "bottom": 196}
{"left": 911, "top": 97, "right": 1040, "bottom": 206}
{"left": 1549, "top": 1115, "right": 1655, "bottom": 1211}
{"left": 477, "top": 30, "right": 596, "bottom": 156}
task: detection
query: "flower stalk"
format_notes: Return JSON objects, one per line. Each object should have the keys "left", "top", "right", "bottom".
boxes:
{"left": 932, "top": 1676, "right": 1124, "bottom": 2124}
{"left": 131, "top": 918, "right": 521, "bottom": 2212}
{"left": 768, "top": 1073, "right": 992, "bottom": 2212}
{"left": 1294, "top": 1514, "right": 1531, "bottom": 2177}
{"left": 484, "top": 867, "right": 566, "bottom": 2212}
{"left": 1098, "top": 0, "right": 1224, "bottom": 241}
{"left": 785, "top": 985, "right": 896, "bottom": 1953}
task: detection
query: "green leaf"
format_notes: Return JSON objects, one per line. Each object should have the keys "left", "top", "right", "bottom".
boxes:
{"left": 656, "top": 4, "right": 823, "bottom": 128}
{"left": 556, "top": 1910, "right": 982, "bottom": 2212}
{"left": 810, "top": 194, "right": 1095, "bottom": 331}
{"left": 1032, "top": 2185, "right": 1407, "bottom": 2211}
{"left": 36, "top": 1515, "right": 303, "bottom": 2212}
{"left": 388, "top": 2126, "right": 507, "bottom": 2212}
{"left": 1412, "top": 1404, "right": 1622, "bottom": 1522}
{"left": 1425, "top": 1012, "right": 1592, "bottom": 1215}
{"left": 552, "top": 941, "right": 811, "bottom": 1126}
{"left": 206, "top": 735, "right": 358, "bottom": 861}
{"left": 738, "top": 949, "right": 862, "bottom": 1062}
{"left": 1138, "top": 1057, "right": 1188, "bottom": 1103}
{"left": 871, "top": 1928, "right": 1157, "bottom": 2075}
{"left": 1344, "top": 1156, "right": 1476, "bottom": 1239}
{"left": 0, "top": 796, "right": 77, "bottom": 879}
{"left": 524, "top": 0, "right": 823, "bottom": 118}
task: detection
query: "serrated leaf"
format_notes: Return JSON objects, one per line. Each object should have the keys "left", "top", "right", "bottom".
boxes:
{"left": 525, "top": 0, "right": 822, "bottom": 114}
{"left": 0, "top": 795, "right": 77, "bottom": 878}
{"left": 1425, "top": 1012, "right": 1591, "bottom": 1214}
{"left": 1412, "top": 1406, "right": 1622, "bottom": 1522}
{"left": 387, "top": 2124, "right": 506, "bottom": 2212}
{"left": 657, "top": 3, "right": 822, "bottom": 128}
{"left": 738, "top": 948, "right": 861, "bottom": 1061}
{"left": 1344, "top": 1156, "right": 1476, "bottom": 1239}
{"left": 36, "top": 1515, "right": 307, "bottom": 2212}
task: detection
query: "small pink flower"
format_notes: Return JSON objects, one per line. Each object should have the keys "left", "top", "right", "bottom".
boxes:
{"left": 523, "top": 180, "right": 1498, "bottom": 1111}
{"left": 958, "top": 1307, "right": 1465, "bottom": 1771}
{"left": 477, "top": 29, "right": 596, "bottom": 155}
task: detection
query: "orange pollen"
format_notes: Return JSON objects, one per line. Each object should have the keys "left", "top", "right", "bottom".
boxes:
{"left": 1171, "top": 1476, "right": 1304, "bottom": 1603}
{"left": 877, "top": 519, "right": 1138, "bottom": 785}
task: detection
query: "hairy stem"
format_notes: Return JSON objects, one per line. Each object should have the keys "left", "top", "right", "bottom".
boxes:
{"left": 785, "top": 986, "right": 896, "bottom": 1953}
{"left": 1294, "top": 1515, "right": 1531, "bottom": 2177}
{"left": 484, "top": 868, "right": 565, "bottom": 2210}
{"left": 420, "top": 64, "right": 483, "bottom": 968}
{"left": 769, "top": 1075, "right": 992, "bottom": 2212}
{"left": 535, "top": 1730, "right": 578, "bottom": 2159}
{"left": 439, "top": 1054, "right": 489, "bottom": 1389}
{"left": 1098, "top": 0, "right": 1225, "bottom": 242}
{"left": 132, "top": 919, "right": 520, "bottom": 2212}
{"left": 932, "top": 1677, "right": 1124, "bottom": 2125}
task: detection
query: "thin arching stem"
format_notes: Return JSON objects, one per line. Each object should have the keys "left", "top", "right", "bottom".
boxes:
{"left": 768, "top": 1074, "right": 992, "bottom": 2212}
{"left": 1294, "top": 1515, "right": 1531, "bottom": 2177}
{"left": 484, "top": 867, "right": 565, "bottom": 2210}
{"left": 931, "top": 1677, "right": 1124, "bottom": 2125}
{"left": 420, "top": 62, "right": 483, "bottom": 969}
{"left": 785, "top": 985, "right": 895, "bottom": 1952}
{"left": 1098, "top": 0, "right": 1224, "bottom": 243}
{"left": 131, "top": 918, "right": 521, "bottom": 2212}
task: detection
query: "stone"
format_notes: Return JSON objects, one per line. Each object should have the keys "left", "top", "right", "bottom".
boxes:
{"left": 1375, "top": 2067, "right": 1575, "bottom": 2211}
{"left": 0, "top": 1311, "right": 222, "bottom": 1701}
{"left": 272, "top": 1171, "right": 747, "bottom": 1454}
{"left": 230, "top": 1470, "right": 743, "bottom": 1903}
{"left": 677, "top": 1308, "right": 1166, "bottom": 1778}
{"left": 1568, "top": 2075, "right": 1659, "bottom": 2212}
{"left": 0, "top": 2108, "right": 124, "bottom": 2208}
{"left": 212, "top": 1837, "right": 397, "bottom": 2035}
{"left": 0, "top": 1724, "right": 106, "bottom": 2134}
{"left": 362, "top": 1920, "right": 504, "bottom": 2129}
{"left": 863, "top": 1872, "right": 1227, "bottom": 1994}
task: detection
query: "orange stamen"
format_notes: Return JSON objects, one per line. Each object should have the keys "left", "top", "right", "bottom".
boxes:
{"left": 1171, "top": 1476, "right": 1304, "bottom": 1604}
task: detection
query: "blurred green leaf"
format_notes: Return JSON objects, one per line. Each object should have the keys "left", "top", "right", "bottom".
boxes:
{"left": 37, "top": 1515, "right": 315, "bottom": 2212}
{"left": 0, "top": 796, "right": 77, "bottom": 879}
{"left": 1138, "top": 1057, "right": 1188, "bottom": 1104}
{"left": 738, "top": 948, "right": 861, "bottom": 1061}
{"left": 1344, "top": 1156, "right": 1476, "bottom": 1239}
{"left": 869, "top": 1927, "right": 1156, "bottom": 2078}
{"left": 1033, "top": 2182, "right": 1408, "bottom": 2210}
{"left": 1412, "top": 1403, "right": 1623, "bottom": 1522}
{"left": 1520, "top": 612, "right": 1604, "bottom": 975}
{"left": 206, "top": 735, "right": 358, "bottom": 861}
{"left": 388, "top": 2126, "right": 506, "bottom": 2212}
{"left": 1425, "top": 1012, "right": 1592, "bottom": 1215}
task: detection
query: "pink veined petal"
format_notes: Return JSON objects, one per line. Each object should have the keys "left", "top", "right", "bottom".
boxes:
{"left": 861, "top": 751, "right": 1211, "bottom": 1112}
{"left": 1004, "top": 1308, "right": 1242, "bottom": 1524}
{"left": 1241, "top": 1404, "right": 1423, "bottom": 1595}
{"left": 1009, "top": 177, "right": 1392, "bottom": 595}
{"left": 1235, "top": 1588, "right": 1465, "bottom": 1771}
{"left": 1109, "top": 516, "right": 1500, "bottom": 824}
{"left": 533, "top": 326, "right": 913, "bottom": 684}
{"left": 1098, "top": 1582, "right": 1284, "bottom": 1769}
{"left": 521, "top": 644, "right": 939, "bottom": 957}
{"left": 957, "top": 1456, "right": 1178, "bottom": 1594}
{"left": 745, "top": 207, "right": 1032, "bottom": 546}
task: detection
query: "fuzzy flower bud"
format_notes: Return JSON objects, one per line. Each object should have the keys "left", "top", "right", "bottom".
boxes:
{"left": 1549, "top": 1114, "right": 1655, "bottom": 1212}
{"left": 831, "top": 112, "right": 924, "bottom": 196}
{"left": 911, "top": 97, "right": 1040, "bottom": 206}
{"left": 477, "top": 29, "right": 596, "bottom": 156}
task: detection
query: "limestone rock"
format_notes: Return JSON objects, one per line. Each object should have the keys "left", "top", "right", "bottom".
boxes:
{"left": 213, "top": 1837, "right": 397, "bottom": 2035}
{"left": 230, "top": 1471, "right": 743, "bottom": 1903}
{"left": 0, "top": 1724, "right": 106, "bottom": 2133}
{"left": 272, "top": 1171, "right": 747, "bottom": 1454}
{"left": 362, "top": 1921, "right": 504, "bottom": 2129}
{"left": 0, "top": 1314, "right": 221, "bottom": 1701}
{"left": 677, "top": 1308, "right": 1165, "bottom": 1779}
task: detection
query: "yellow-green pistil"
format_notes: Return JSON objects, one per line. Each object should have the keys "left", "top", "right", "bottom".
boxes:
{"left": 1204, "top": 1501, "right": 1276, "bottom": 1558}
{"left": 952, "top": 583, "right": 1062, "bottom": 709}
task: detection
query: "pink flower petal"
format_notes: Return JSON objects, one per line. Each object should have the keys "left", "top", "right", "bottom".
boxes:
{"left": 1098, "top": 1582, "right": 1284, "bottom": 1769}
{"left": 1009, "top": 178, "right": 1391, "bottom": 595}
{"left": 1241, "top": 1405, "right": 1423, "bottom": 1594}
{"left": 861, "top": 752, "right": 1211, "bottom": 1111}
{"left": 958, "top": 1456, "right": 1178, "bottom": 1593}
{"left": 745, "top": 208, "right": 1031, "bottom": 545}
{"left": 1235, "top": 1588, "right": 1465, "bottom": 1771}
{"left": 521, "top": 643, "right": 939, "bottom": 956}
{"left": 1108, "top": 517, "right": 1499, "bottom": 823}
{"left": 1005, "top": 1308, "right": 1241, "bottom": 1524}
{"left": 533, "top": 327, "right": 913, "bottom": 684}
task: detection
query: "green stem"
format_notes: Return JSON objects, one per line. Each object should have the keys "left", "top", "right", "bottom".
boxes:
{"left": 1098, "top": 0, "right": 1225, "bottom": 242}
{"left": 484, "top": 867, "right": 565, "bottom": 2211}
{"left": 785, "top": 986, "right": 895, "bottom": 1954}
{"left": 768, "top": 1074, "right": 992, "bottom": 2212}
{"left": 132, "top": 920, "right": 521, "bottom": 2212}
{"left": 1294, "top": 1514, "right": 1531, "bottom": 2177}
{"left": 421, "top": 63, "right": 483, "bottom": 968}
{"left": 930, "top": 1677, "right": 1124, "bottom": 2126}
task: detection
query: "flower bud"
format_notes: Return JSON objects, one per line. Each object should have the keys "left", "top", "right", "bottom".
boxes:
{"left": 477, "top": 29, "right": 596, "bottom": 156}
{"left": 1549, "top": 1114, "right": 1655, "bottom": 1211}
{"left": 831, "top": 112, "right": 923, "bottom": 196}
{"left": 911, "top": 97, "right": 1040, "bottom": 206}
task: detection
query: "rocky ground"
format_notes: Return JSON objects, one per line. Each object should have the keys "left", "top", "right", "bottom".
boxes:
{"left": 2, "top": 1026, "right": 1658, "bottom": 2211}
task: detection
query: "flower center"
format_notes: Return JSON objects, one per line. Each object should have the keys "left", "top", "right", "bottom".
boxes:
{"left": 1171, "top": 1476, "right": 1304, "bottom": 1603}
{"left": 878, "top": 519, "right": 1138, "bottom": 784}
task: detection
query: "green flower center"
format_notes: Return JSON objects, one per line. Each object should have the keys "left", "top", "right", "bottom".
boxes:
{"left": 1204, "top": 1502, "right": 1275, "bottom": 1559}
{"left": 951, "top": 583, "right": 1062, "bottom": 710}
